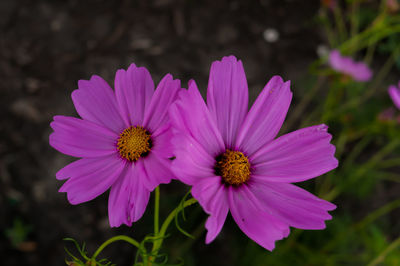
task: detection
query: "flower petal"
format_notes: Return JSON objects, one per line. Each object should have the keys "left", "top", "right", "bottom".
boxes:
{"left": 108, "top": 163, "right": 150, "bottom": 227}
{"left": 236, "top": 76, "right": 292, "bottom": 155}
{"left": 169, "top": 80, "right": 225, "bottom": 157}
{"left": 251, "top": 124, "right": 338, "bottom": 183}
{"left": 115, "top": 63, "right": 154, "bottom": 127}
{"left": 228, "top": 185, "right": 290, "bottom": 251}
{"left": 56, "top": 156, "right": 109, "bottom": 180}
{"left": 249, "top": 180, "right": 336, "bottom": 230}
{"left": 206, "top": 55, "right": 248, "bottom": 149}
{"left": 59, "top": 154, "right": 125, "bottom": 204}
{"left": 329, "top": 50, "right": 372, "bottom": 82}
{"left": 143, "top": 74, "right": 181, "bottom": 132}
{"left": 388, "top": 85, "right": 400, "bottom": 110}
{"left": 72, "top": 75, "right": 125, "bottom": 133}
{"left": 49, "top": 116, "right": 118, "bottom": 158}
{"left": 351, "top": 62, "right": 373, "bottom": 82}
{"left": 191, "top": 177, "right": 228, "bottom": 244}
{"left": 171, "top": 132, "right": 216, "bottom": 185}
{"left": 151, "top": 123, "right": 174, "bottom": 159}
{"left": 141, "top": 152, "right": 174, "bottom": 191}
{"left": 328, "top": 50, "right": 344, "bottom": 71}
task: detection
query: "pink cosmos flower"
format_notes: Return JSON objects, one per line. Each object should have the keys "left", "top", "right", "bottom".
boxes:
{"left": 50, "top": 64, "right": 181, "bottom": 227}
{"left": 170, "top": 56, "right": 338, "bottom": 251}
{"left": 328, "top": 50, "right": 373, "bottom": 82}
{"left": 388, "top": 82, "right": 400, "bottom": 110}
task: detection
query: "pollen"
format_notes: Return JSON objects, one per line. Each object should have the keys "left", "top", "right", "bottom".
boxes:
{"left": 215, "top": 150, "right": 251, "bottom": 186}
{"left": 117, "top": 126, "right": 151, "bottom": 161}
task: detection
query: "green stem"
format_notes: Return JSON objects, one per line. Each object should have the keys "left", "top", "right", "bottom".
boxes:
{"left": 377, "top": 157, "right": 400, "bottom": 169}
{"left": 368, "top": 236, "right": 400, "bottom": 266}
{"left": 320, "top": 8, "right": 336, "bottom": 46}
{"left": 333, "top": 4, "right": 347, "bottom": 43}
{"left": 92, "top": 235, "right": 141, "bottom": 260}
{"left": 326, "top": 138, "right": 400, "bottom": 201}
{"left": 339, "top": 13, "right": 387, "bottom": 54}
{"left": 177, "top": 217, "right": 206, "bottom": 257}
{"left": 364, "top": 40, "right": 376, "bottom": 64}
{"left": 154, "top": 186, "right": 160, "bottom": 236}
{"left": 350, "top": 0, "right": 360, "bottom": 38}
{"left": 323, "top": 199, "right": 400, "bottom": 252}
{"left": 151, "top": 198, "right": 197, "bottom": 258}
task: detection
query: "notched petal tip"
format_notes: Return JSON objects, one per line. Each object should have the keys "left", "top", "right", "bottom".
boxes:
{"left": 221, "top": 55, "right": 239, "bottom": 63}
{"left": 268, "top": 75, "right": 284, "bottom": 85}
{"left": 317, "top": 123, "right": 329, "bottom": 131}
{"left": 160, "top": 73, "right": 173, "bottom": 81}
{"left": 211, "top": 55, "right": 243, "bottom": 71}
{"left": 187, "top": 79, "right": 196, "bottom": 88}
{"left": 90, "top": 74, "right": 105, "bottom": 83}
{"left": 126, "top": 62, "right": 138, "bottom": 71}
{"left": 326, "top": 201, "right": 337, "bottom": 212}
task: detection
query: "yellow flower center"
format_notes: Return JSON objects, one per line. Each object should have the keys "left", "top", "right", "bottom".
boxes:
{"left": 215, "top": 150, "right": 251, "bottom": 186}
{"left": 117, "top": 126, "right": 151, "bottom": 161}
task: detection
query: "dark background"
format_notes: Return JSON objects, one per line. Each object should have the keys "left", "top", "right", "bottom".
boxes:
{"left": 0, "top": 0, "right": 324, "bottom": 265}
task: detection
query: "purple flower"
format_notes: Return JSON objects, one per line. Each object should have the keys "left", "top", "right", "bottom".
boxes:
{"left": 50, "top": 64, "right": 181, "bottom": 227}
{"left": 388, "top": 82, "right": 400, "bottom": 110}
{"left": 328, "top": 50, "right": 373, "bottom": 82}
{"left": 170, "top": 56, "right": 338, "bottom": 251}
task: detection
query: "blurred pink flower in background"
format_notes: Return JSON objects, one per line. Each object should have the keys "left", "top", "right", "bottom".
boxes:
{"left": 328, "top": 50, "right": 373, "bottom": 82}
{"left": 388, "top": 82, "right": 400, "bottom": 109}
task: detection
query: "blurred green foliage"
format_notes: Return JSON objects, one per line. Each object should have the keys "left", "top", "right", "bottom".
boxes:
{"left": 5, "top": 218, "right": 32, "bottom": 248}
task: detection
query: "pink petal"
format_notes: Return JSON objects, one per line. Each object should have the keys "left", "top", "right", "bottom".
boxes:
{"left": 228, "top": 185, "right": 290, "bottom": 251}
{"left": 49, "top": 116, "right": 118, "bottom": 158}
{"left": 151, "top": 123, "right": 174, "bottom": 159}
{"left": 114, "top": 63, "right": 154, "bottom": 127}
{"left": 207, "top": 56, "right": 248, "bottom": 149}
{"left": 351, "top": 62, "right": 373, "bottom": 82}
{"left": 108, "top": 163, "right": 150, "bottom": 227}
{"left": 251, "top": 124, "right": 338, "bottom": 183}
{"left": 388, "top": 85, "right": 400, "bottom": 110}
{"left": 59, "top": 154, "right": 125, "bottom": 204}
{"left": 72, "top": 75, "right": 125, "bottom": 133}
{"left": 171, "top": 132, "right": 216, "bottom": 185}
{"left": 191, "top": 177, "right": 228, "bottom": 244}
{"left": 329, "top": 50, "right": 372, "bottom": 82}
{"left": 56, "top": 156, "right": 110, "bottom": 180}
{"left": 143, "top": 74, "right": 181, "bottom": 132}
{"left": 328, "top": 50, "right": 343, "bottom": 71}
{"left": 236, "top": 76, "right": 292, "bottom": 155}
{"left": 249, "top": 180, "right": 336, "bottom": 230}
{"left": 141, "top": 152, "right": 174, "bottom": 191}
{"left": 169, "top": 80, "right": 225, "bottom": 157}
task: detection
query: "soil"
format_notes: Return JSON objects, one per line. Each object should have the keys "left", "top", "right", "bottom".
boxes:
{"left": 0, "top": 0, "right": 322, "bottom": 265}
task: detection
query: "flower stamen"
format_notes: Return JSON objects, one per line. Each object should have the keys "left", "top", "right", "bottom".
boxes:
{"left": 117, "top": 126, "right": 151, "bottom": 161}
{"left": 215, "top": 150, "right": 251, "bottom": 186}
